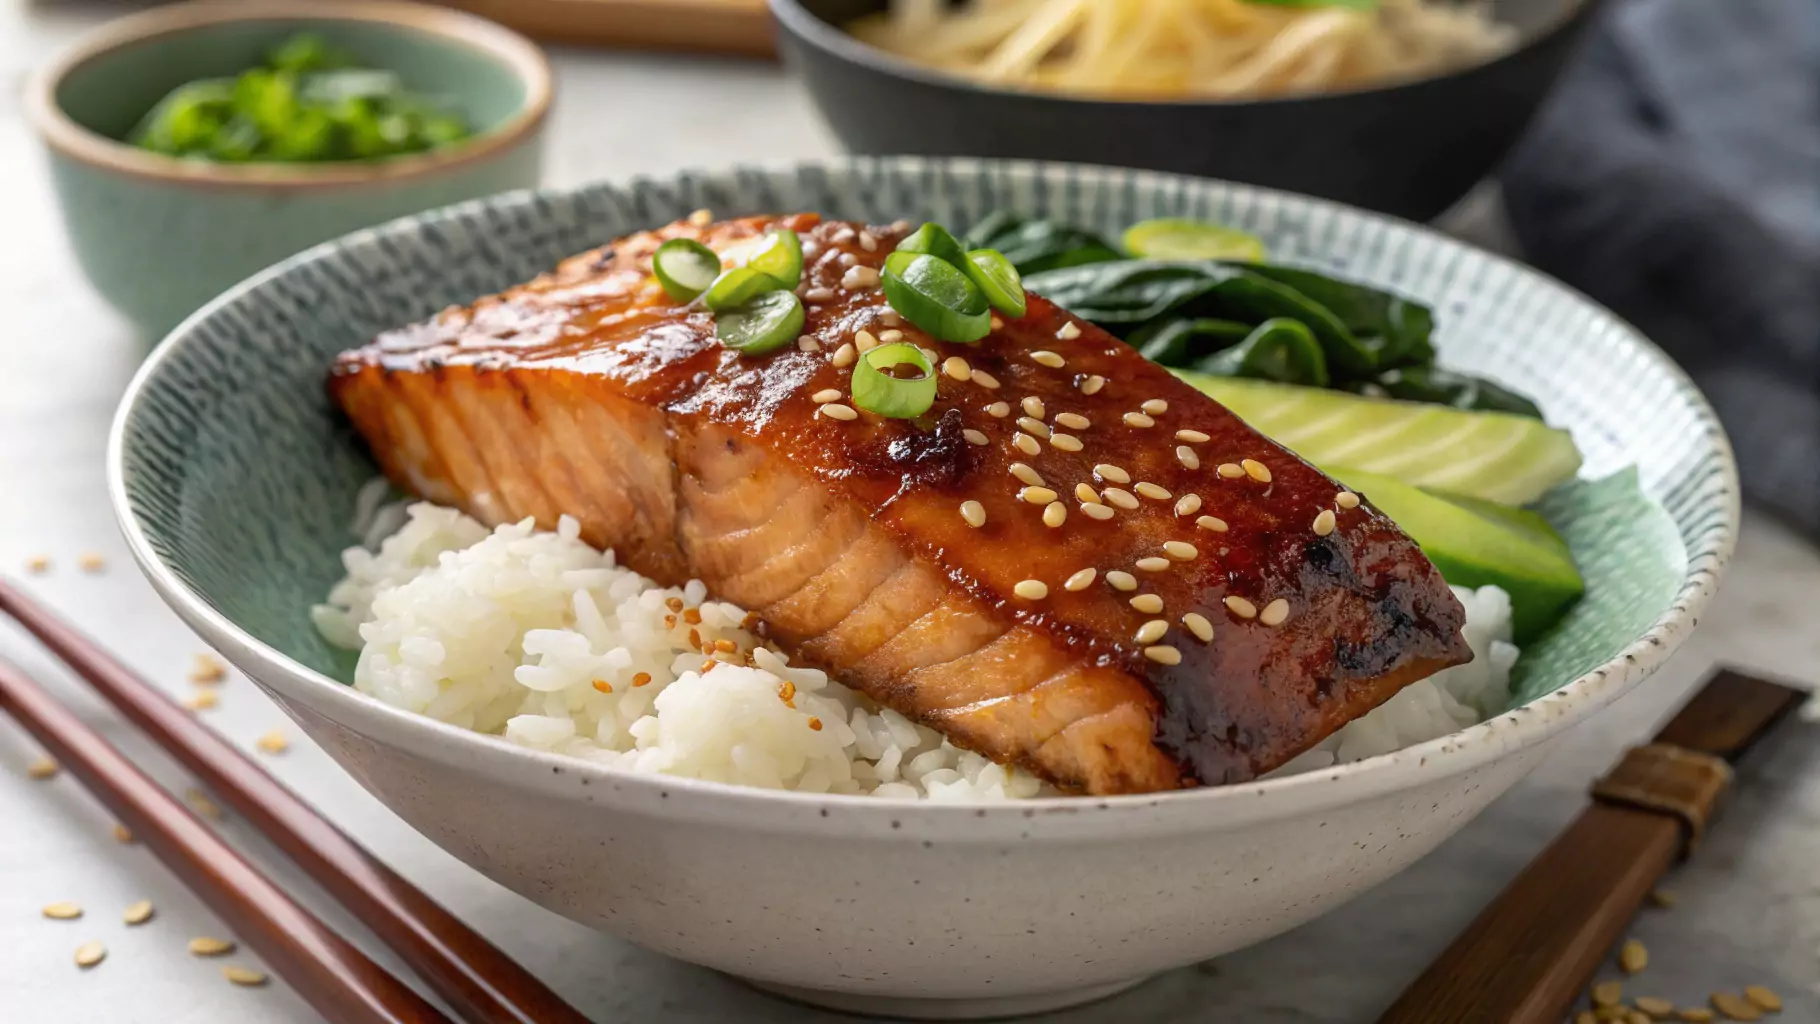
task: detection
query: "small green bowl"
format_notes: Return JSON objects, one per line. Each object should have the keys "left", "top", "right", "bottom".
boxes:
{"left": 27, "top": 0, "right": 551, "bottom": 338}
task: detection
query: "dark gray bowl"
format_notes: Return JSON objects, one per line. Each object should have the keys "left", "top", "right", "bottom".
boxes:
{"left": 771, "top": 0, "right": 1597, "bottom": 222}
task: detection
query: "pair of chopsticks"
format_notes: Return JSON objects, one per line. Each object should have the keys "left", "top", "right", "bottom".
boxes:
{"left": 0, "top": 576, "right": 591, "bottom": 1024}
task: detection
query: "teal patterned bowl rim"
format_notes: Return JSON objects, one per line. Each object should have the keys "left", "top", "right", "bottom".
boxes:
{"left": 108, "top": 157, "right": 1738, "bottom": 817}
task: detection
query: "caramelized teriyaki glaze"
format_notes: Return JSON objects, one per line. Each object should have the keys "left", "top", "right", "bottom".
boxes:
{"left": 331, "top": 214, "right": 1472, "bottom": 792}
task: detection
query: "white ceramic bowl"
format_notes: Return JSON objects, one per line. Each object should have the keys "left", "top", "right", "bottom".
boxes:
{"left": 110, "top": 159, "right": 1737, "bottom": 1019}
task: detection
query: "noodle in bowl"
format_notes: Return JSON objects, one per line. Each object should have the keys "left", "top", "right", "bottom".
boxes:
{"left": 849, "top": 0, "right": 1518, "bottom": 100}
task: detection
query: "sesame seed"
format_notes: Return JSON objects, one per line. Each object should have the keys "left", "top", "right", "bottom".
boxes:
{"left": 1176, "top": 494, "right": 1202, "bottom": 515}
{"left": 1056, "top": 321, "right": 1082, "bottom": 341}
{"left": 1102, "top": 487, "right": 1139, "bottom": 509}
{"left": 1197, "top": 515, "right": 1229, "bottom": 532}
{"left": 1744, "top": 986, "right": 1782, "bottom": 1012}
{"left": 1313, "top": 509, "right": 1337, "bottom": 536}
{"left": 877, "top": 328, "right": 903, "bottom": 343}
{"left": 1019, "top": 486, "right": 1059, "bottom": 505}
{"left": 943, "top": 356, "right": 972, "bottom": 381}
{"left": 113, "top": 825, "right": 134, "bottom": 844}
{"left": 854, "top": 329, "right": 880, "bottom": 353}
{"left": 186, "top": 789, "right": 223, "bottom": 820}
{"left": 1218, "top": 463, "right": 1245, "bottom": 478}
{"left": 820, "top": 403, "right": 858, "bottom": 421}
{"left": 27, "top": 758, "right": 58, "bottom": 780}
{"left": 879, "top": 307, "right": 902, "bottom": 325}
{"left": 1010, "top": 462, "right": 1046, "bottom": 486}
{"left": 1163, "top": 541, "right": 1198, "bottom": 561}
{"left": 1042, "top": 502, "right": 1067, "bottom": 528}
{"left": 797, "top": 335, "right": 822, "bottom": 352}
{"left": 1014, "top": 580, "right": 1049, "bottom": 600}
{"left": 1134, "top": 620, "right": 1168, "bottom": 644}
{"left": 1242, "top": 459, "right": 1272, "bottom": 483}
{"left": 1141, "top": 399, "right": 1169, "bottom": 415}
{"left": 74, "top": 941, "right": 106, "bottom": 969}
{"left": 189, "top": 937, "right": 237, "bottom": 958}
{"left": 985, "top": 401, "right": 1011, "bottom": 418}
{"left": 1134, "top": 482, "right": 1172, "bottom": 500}
{"left": 1123, "top": 412, "right": 1155, "bottom": 428}
{"left": 1224, "top": 596, "right": 1258, "bottom": 619}
{"left": 1016, "top": 416, "right": 1050, "bottom": 438}
{"left": 1049, "top": 432, "right": 1083, "bottom": 451}
{"left": 831, "top": 342, "right": 856, "bottom": 367}
{"left": 1081, "top": 375, "right": 1106, "bottom": 395}
{"left": 1633, "top": 997, "right": 1675, "bottom": 1018}
{"left": 858, "top": 230, "right": 878, "bottom": 251}
{"left": 1021, "top": 396, "right": 1045, "bottom": 418}
{"left": 972, "top": 370, "right": 1002, "bottom": 390}
{"left": 841, "top": 266, "right": 880, "bottom": 290}
{"left": 811, "top": 388, "right": 842, "bottom": 403}
{"left": 1336, "top": 490, "right": 1360, "bottom": 509}
{"left": 1678, "top": 1009, "right": 1715, "bottom": 1023}
{"left": 1259, "top": 598, "right": 1290, "bottom": 626}
{"left": 632, "top": 672, "right": 653, "bottom": 687}
{"left": 1135, "top": 557, "right": 1170, "bottom": 572}
{"left": 123, "top": 901, "right": 154, "bottom": 926}
{"left": 1176, "top": 446, "right": 1201, "bottom": 470}
{"left": 1054, "top": 412, "right": 1090, "bottom": 430}
{"left": 24, "top": 555, "right": 50, "bottom": 574}
{"left": 1618, "top": 938, "right": 1648, "bottom": 973}
{"left": 803, "top": 287, "right": 836, "bottom": 302}
{"left": 1031, "top": 350, "right": 1065, "bottom": 368}
{"left": 1143, "top": 645, "right": 1182, "bottom": 665}
{"left": 1064, "top": 568, "right": 1097, "bottom": 591}
{"left": 834, "top": 227, "right": 858, "bottom": 243}
{"left": 77, "top": 553, "right": 106, "bottom": 573}
{"left": 1710, "top": 993, "right": 1758, "bottom": 1021}
{"left": 990, "top": 316, "right": 1004, "bottom": 330}
{"left": 1075, "top": 483, "right": 1101, "bottom": 503}
{"left": 223, "top": 966, "right": 270, "bottom": 987}
{"left": 1176, "top": 429, "right": 1210, "bottom": 443}
{"left": 960, "top": 501, "right": 987, "bottom": 528}
{"left": 1130, "top": 594, "right": 1164, "bottom": 614}
{"left": 1182, "top": 613, "right": 1214, "bottom": 642}
{"left": 808, "top": 716, "right": 824, "bottom": 731}
{"left": 190, "top": 654, "right": 228, "bottom": 684}
{"left": 43, "top": 901, "right": 83, "bottom": 920}
{"left": 1105, "top": 571, "right": 1138, "bottom": 591}
{"left": 183, "top": 690, "right": 218, "bottom": 711}
{"left": 1080, "top": 503, "right": 1115, "bottom": 521}
{"left": 255, "top": 730, "right": 288, "bottom": 755}
{"left": 1094, "top": 464, "right": 1130, "bottom": 484}
{"left": 779, "top": 680, "right": 798, "bottom": 706}
{"left": 687, "top": 208, "right": 713, "bottom": 226}
{"left": 1013, "top": 432, "right": 1040, "bottom": 455}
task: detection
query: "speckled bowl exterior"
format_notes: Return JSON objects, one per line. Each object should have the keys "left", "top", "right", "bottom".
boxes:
{"left": 27, "top": 1, "right": 550, "bottom": 338}
{"left": 110, "top": 158, "right": 1736, "bottom": 1019}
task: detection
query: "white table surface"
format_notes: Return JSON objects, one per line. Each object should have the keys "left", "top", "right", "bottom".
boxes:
{"left": 4, "top": 5, "right": 1820, "bottom": 1022}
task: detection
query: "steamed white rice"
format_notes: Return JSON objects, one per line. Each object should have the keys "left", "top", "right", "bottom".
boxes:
{"left": 313, "top": 501, "right": 1518, "bottom": 799}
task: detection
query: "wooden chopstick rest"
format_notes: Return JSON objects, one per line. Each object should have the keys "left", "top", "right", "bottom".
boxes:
{"left": 1376, "top": 670, "right": 1807, "bottom": 1024}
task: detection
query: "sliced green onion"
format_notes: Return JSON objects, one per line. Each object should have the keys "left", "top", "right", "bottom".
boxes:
{"left": 652, "top": 238, "right": 722, "bottom": 302}
{"left": 881, "top": 252, "right": 991, "bottom": 344}
{"left": 851, "top": 342, "right": 938, "bottom": 418}
{"left": 747, "top": 228, "right": 804, "bottom": 289}
{"left": 716, "top": 290, "right": 804, "bottom": 354}
{"left": 896, "top": 222, "right": 970, "bottom": 268}
{"left": 703, "top": 266, "right": 788, "bottom": 312}
{"left": 1122, "top": 217, "right": 1267, "bottom": 262}
{"left": 963, "top": 249, "right": 1027, "bottom": 318}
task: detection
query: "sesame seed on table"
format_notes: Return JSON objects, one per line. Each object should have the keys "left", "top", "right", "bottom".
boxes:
{"left": 1, "top": 8, "right": 1818, "bottom": 1020}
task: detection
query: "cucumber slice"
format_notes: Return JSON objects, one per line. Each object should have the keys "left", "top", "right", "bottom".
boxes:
{"left": 1175, "top": 372, "right": 1582, "bottom": 505}
{"left": 1123, "top": 218, "right": 1267, "bottom": 261}
{"left": 1322, "top": 468, "right": 1583, "bottom": 643}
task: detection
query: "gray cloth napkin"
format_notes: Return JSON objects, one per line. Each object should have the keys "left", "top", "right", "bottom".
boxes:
{"left": 1501, "top": 0, "right": 1820, "bottom": 534}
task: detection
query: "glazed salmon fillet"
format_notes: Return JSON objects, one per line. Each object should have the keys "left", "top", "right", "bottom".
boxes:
{"left": 330, "top": 213, "right": 1471, "bottom": 794}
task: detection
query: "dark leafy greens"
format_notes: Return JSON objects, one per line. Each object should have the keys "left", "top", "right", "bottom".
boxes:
{"left": 979, "top": 214, "right": 1542, "bottom": 419}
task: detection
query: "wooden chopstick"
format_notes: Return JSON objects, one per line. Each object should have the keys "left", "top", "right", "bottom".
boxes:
{"left": 1376, "top": 670, "right": 1806, "bottom": 1023}
{"left": 0, "top": 578, "right": 590, "bottom": 1024}
{"left": 0, "top": 653, "right": 449, "bottom": 1023}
